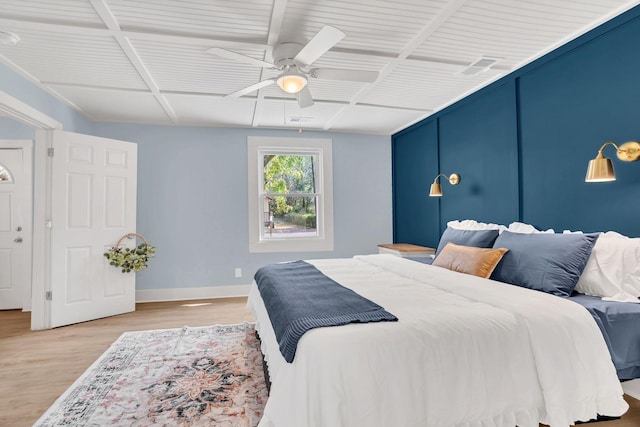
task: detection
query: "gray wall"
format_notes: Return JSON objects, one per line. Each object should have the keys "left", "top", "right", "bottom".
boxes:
{"left": 0, "top": 63, "right": 393, "bottom": 292}
{"left": 0, "top": 117, "right": 35, "bottom": 138}
{"left": 90, "top": 123, "right": 392, "bottom": 290}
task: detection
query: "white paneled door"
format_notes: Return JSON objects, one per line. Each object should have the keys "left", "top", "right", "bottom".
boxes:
{"left": 49, "top": 131, "right": 137, "bottom": 328}
{"left": 0, "top": 145, "right": 29, "bottom": 309}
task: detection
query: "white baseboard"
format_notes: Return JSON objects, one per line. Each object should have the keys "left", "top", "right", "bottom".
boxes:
{"left": 136, "top": 284, "right": 252, "bottom": 303}
{"left": 622, "top": 378, "right": 640, "bottom": 400}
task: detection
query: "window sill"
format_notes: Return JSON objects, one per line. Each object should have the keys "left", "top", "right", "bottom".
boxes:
{"left": 249, "top": 237, "right": 334, "bottom": 253}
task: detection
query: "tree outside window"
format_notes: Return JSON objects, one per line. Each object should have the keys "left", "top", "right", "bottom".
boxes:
{"left": 262, "top": 153, "right": 318, "bottom": 238}
{"left": 248, "top": 136, "right": 333, "bottom": 253}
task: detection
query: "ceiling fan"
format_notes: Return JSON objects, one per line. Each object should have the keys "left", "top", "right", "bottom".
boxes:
{"left": 207, "top": 26, "right": 379, "bottom": 108}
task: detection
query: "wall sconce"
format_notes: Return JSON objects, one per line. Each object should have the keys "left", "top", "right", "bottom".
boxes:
{"left": 585, "top": 141, "right": 640, "bottom": 182}
{"left": 429, "top": 173, "right": 460, "bottom": 197}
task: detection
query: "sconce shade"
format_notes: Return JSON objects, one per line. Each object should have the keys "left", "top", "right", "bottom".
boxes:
{"left": 429, "top": 183, "right": 443, "bottom": 197}
{"left": 585, "top": 152, "right": 615, "bottom": 182}
{"left": 276, "top": 71, "right": 308, "bottom": 94}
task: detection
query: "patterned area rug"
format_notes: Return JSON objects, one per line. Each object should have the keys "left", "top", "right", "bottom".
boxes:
{"left": 35, "top": 323, "right": 268, "bottom": 427}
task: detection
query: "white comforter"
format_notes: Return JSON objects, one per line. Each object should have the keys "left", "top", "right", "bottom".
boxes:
{"left": 247, "top": 254, "right": 628, "bottom": 427}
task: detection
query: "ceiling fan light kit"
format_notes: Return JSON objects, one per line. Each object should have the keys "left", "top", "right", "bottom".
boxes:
{"left": 276, "top": 70, "right": 308, "bottom": 94}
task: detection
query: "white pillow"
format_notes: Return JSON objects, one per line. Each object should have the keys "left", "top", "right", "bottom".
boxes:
{"left": 507, "top": 222, "right": 555, "bottom": 234}
{"left": 575, "top": 232, "right": 640, "bottom": 303}
{"left": 447, "top": 219, "right": 507, "bottom": 233}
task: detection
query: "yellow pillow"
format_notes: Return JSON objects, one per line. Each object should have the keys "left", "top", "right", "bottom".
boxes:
{"left": 432, "top": 242, "right": 508, "bottom": 279}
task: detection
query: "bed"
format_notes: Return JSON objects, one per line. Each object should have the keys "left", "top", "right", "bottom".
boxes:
{"left": 372, "top": 256, "right": 640, "bottom": 382}
{"left": 570, "top": 293, "right": 640, "bottom": 381}
{"left": 248, "top": 222, "right": 640, "bottom": 426}
{"left": 247, "top": 254, "right": 628, "bottom": 427}
{"left": 410, "top": 224, "right": 640, "bottom": 382}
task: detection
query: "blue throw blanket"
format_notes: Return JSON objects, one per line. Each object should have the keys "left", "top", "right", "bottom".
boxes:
{"left": 254, "top": 260, "right": 398, "bottom": 363}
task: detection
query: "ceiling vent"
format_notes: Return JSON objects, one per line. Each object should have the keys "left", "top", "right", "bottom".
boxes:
{"left": 289, "top": 116, "right": 314, "bottom": 123}
{"left": 460, "top": 57, "right": 500, "bottom": 76}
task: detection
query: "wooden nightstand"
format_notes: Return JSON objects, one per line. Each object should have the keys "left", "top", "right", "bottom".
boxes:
{"left": 377, "top": 243, "right": 436, "bottom": 258}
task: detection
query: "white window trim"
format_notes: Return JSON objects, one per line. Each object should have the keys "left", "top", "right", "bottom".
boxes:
{"left": 248, "top": 136, "right": 334, "bottom": 253}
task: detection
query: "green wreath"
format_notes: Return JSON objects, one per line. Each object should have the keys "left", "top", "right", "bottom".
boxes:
{"left": 104, "top": 233, "right": 155, "bottom": 273}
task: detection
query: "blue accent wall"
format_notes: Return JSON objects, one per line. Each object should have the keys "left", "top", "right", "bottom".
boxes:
{"left": 438, "top": 81, "right": 519, "bottom": 234}
{"left": 393, "top": 5, "right": 640, "bottom": 242}
{"left": 518, "top": 14, "right": 640, "bottom": 236}
{"left": 392, "top": 120, "right": 439, "bottom": 246}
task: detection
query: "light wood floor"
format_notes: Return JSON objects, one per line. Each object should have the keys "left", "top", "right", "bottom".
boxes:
{"left": 0, "top": 298, "right": 253, "bottom": 427}
{"left": 1, "top": 298, "right": 639, "bottom": 427}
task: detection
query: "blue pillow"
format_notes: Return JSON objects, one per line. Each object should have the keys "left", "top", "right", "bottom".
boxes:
{"left": 490, "top": 231, "right": 598, "bottom": 297}
{"left": 435, "top": 227, "right": 500, "bottom": 257}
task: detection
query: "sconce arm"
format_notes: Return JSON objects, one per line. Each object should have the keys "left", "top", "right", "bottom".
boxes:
{"left": 432, "top": 173, "right": 460, "bottom": 185}
{"left": 596, "top": 141, "right": 619, "bottom": 157}
{"left": 596, "top": 141, "right": 640, "bottom": 162}
{"left": 432, "top": 173, "right": 450, "bottom": 184}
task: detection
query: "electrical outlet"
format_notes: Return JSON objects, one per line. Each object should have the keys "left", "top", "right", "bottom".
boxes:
{"left": 234, "top": 268, "right": 242, "bottom": 278}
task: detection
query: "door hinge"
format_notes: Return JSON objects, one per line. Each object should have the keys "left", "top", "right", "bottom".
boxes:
{"left": 47, "top": 147, "right": 54, "bottom": 157}
{"left": 45, "top": 291, "right": 52, "bottom": 301}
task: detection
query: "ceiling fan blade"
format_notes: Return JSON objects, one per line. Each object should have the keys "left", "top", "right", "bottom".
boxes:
{"left": 294, "top": 25, "right": 345, "bottom": 66}
{"left": 226, "top": 79, "right": 275, "bottom": 98}
{"left": 296, "top": 86, "right": 314, "bottom": 108}
{"left": 310, "top": 68, "right": 379, "bottom": 83}
{"left": 207, "top": 47, "right": 275, "bottom": 69}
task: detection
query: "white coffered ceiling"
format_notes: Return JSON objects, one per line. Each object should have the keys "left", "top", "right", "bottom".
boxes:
{"left": 0, "top": 0, "right": 637, "bottom": 135}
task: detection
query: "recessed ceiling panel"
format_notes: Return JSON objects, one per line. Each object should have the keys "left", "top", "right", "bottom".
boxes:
{"left": 412, "top": 0, "right": 634, "bottom": 69}
{"left": 0, "top": 27, "right": 147, "bottom": 89}
{"left": 52, "top": 86, "right": 168, "bottom": 123}
{"left": 331, "top": 104, "right": 428, "bottom": 135}
{"left": 131, "top": 39, "right": 265, "bottom": 94}
{"left": 164, "top": 94, "right": 256, "bottom": 127}
{"left": 0, "top": 0, "right": 104, "bottom": 26}
{"left": 362, "top": 61, "right": 503, "bottom": 110}
{"left": 108, "top": 0, "right": 272, "bottom": 40}
{"left": 258, "top": 99, "right": 344, "bottom": 130}
{"left": 280, "top": 0, "right": 450, "bottom": 54}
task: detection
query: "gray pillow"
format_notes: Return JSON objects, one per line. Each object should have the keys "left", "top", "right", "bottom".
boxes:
{"left": 435, "top": 227, "right": 500, "bottom": 257}
{"left": 490, "top": 231, "right": 598, "bottom": 297}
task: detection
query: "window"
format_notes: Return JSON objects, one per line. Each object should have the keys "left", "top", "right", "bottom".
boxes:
{"left": 0, "top": 163, "right": 13, "bottom": 183}
{"left": 248, "top": 136, "right": 333, "bottom": 253}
